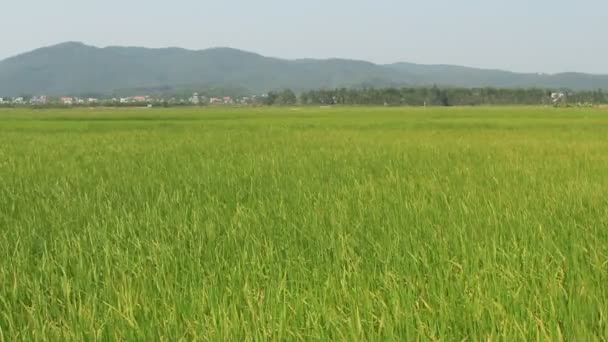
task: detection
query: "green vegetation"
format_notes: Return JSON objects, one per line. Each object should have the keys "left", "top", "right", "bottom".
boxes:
{"left": 300, "top": 87, "right": 608, "bottom": 106}
{"left": 4, "top": 86, "right": 606, "bottom": 108}
{"left": 1, "top": 106, "right": 607, "bottom": 340}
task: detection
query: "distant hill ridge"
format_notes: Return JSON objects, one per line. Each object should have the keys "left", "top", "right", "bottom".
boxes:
{"left": 1, "top": 42, "right": 607, "bottom": 96}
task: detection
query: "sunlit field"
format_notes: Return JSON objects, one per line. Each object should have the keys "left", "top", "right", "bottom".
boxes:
{"left": 1, "top": 106, "right": 607, "bottom": 340}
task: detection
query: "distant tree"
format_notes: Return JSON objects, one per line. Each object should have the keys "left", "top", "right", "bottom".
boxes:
{"left": 299, "top": 92, "right": 310, "bottom": 105}
{"left": 429, "top": 85, "right": 450, "bottom": 106}
{"left": 291, "top": 86, "right": 608, "bottom": 107}
{"left": 276, "top": 89, "right": 297, "bottom": 105}
{"left": 262, "top": 92, "right": 278, "bottom": 106}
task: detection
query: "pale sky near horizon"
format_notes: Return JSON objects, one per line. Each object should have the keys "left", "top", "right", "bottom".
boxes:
{"left": 2, "top": 0, "right": 606, "bottom": 74}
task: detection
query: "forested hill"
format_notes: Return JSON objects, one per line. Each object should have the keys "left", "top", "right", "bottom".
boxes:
{"left": 1, "top": 42, "right": 608, "bottom": 96}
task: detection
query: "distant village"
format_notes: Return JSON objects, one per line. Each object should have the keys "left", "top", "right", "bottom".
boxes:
{"left": 0, "top": 88, "right": 602, "bottom": 107}
{"left": 0, "top": 93, "right": 267, "bottom": 106}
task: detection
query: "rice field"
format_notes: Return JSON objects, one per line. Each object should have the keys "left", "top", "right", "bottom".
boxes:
{"left": 0, "top": 106, "right": 607, "bottom": 340}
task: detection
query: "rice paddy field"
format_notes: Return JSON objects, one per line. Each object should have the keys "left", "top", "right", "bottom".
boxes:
{"left": 0, "top": 106, "right": 607, "bottom": 340}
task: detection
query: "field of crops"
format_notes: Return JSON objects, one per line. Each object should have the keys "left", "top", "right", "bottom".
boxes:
{"left": 1, "top": 106, "right": 607, "bottom": 340}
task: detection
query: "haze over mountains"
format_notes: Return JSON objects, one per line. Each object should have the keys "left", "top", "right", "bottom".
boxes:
{"left": 1, "top": 42, "right": 607, "bottom": 96}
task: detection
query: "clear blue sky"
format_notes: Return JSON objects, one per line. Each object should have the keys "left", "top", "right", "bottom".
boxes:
{"left": 2, "top": 0, "right": 606, "bottom": 74}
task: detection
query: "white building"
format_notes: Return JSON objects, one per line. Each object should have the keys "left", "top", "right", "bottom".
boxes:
{"left": 30, "top": 96, "right": 47, "bottom": 104}
{"left": 61, "top": 97, "right": 73, "bottom": 105}
{"left": 190, "top": 92, "right": 200, "bottom": 104}
{"left": 551, "top": 92, "right": 566, "bottom": 105}
{"left": 0, "top": 98, "right": 4, "bottom": 104}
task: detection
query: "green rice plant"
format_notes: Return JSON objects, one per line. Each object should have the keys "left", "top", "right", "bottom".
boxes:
{"left": 0, "top": 106, "right": 607, "bottom": 340}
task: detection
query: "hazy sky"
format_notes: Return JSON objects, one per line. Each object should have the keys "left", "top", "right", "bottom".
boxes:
{"left": 2, "top": 0, "right": 606, "bottom": 74}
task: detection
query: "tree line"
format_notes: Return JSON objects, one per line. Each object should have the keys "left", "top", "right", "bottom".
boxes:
{"left": 265, "top": 87, "right": 608, "bottom": 106}
{"left": 2, "top": 87, "right": 607, "bottom": 108}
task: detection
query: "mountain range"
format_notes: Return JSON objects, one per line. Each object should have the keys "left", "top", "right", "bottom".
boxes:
{"left": 1, "top": 42, "right": 607, "bottom": 96}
